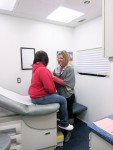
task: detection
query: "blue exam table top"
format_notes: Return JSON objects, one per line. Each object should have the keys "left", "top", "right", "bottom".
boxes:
{"left": 88, "top": 114, "right": 113, "bottom": 145}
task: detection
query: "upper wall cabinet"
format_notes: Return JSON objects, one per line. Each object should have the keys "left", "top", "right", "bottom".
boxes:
{"left": 103, "top": 0, "right": 113, "bottom": 57}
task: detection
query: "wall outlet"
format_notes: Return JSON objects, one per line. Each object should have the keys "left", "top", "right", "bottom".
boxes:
{"left": 17, "top": 78, "right": 21, "bottom": 83}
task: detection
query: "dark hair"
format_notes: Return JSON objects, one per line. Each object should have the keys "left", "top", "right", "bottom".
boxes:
{"left": 33, "top": 50, "right": 49, "bottom": 66}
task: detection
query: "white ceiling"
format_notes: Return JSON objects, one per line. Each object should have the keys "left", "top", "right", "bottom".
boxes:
{"left": 0, "top": 0, "right": 102, "bottom": 28}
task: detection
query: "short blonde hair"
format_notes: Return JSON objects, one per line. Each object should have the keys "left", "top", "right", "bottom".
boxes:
{"left": 58, "top": 50, "right": 70, "bottom": 66}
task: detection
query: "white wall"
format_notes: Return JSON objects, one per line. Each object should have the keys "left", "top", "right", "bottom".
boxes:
{"left": 0, "top": 14, "right": 73, "bottom": 95}
{"left": 73, "top": 17, "right": 113, "bottom": 123}
{"left": 1, "top": 13, "right": 113, "bottom": 123}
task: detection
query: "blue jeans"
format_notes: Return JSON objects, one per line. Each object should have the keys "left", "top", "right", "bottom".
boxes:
{"left": 31, "top": 94, "right": 69, "bottom": 127}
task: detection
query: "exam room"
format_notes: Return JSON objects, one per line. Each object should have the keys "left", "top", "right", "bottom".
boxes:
{"left": 0, "top": 0, "right": 113, "bottom": 150}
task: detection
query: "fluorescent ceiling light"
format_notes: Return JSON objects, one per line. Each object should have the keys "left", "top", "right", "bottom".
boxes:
{"left": 47, "top": 6, "right": 84, "bottom": 23}
{"left": 0, "top": 0, "right": 17, "bottom": 11}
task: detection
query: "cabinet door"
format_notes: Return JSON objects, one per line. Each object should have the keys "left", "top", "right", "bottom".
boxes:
{"left": 103, "top": 0, "right": 113, "bottom": 57}
{"left": 90, "top": 133, "right": 113, "bottom": 150}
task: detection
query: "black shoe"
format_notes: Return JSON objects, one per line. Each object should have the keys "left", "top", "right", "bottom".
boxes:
{"left": 64, "top": 131, "right": 72, "bottom": 142}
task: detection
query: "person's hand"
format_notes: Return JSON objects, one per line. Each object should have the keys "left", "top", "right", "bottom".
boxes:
{"left": 53, "top": 76, "right": 65, "bottom": 86}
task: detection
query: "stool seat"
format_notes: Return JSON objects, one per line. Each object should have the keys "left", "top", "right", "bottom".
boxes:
{"left": 0, "top": 133, "right": 11, "bottom": 150}
{"left": 73, "top": 102, "right": 87, "bottom": 115}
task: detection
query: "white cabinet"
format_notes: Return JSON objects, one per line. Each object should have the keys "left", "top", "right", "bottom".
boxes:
{"left": 90, "top": 132, "right": 113, "bottom": 150}
{"left": 103, "top": 0, "right": 113, "bottom": 57}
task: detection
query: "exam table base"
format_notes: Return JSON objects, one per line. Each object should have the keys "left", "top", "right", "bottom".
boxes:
{"left": 0, "top": 114, "right": 63, "bottom": 150}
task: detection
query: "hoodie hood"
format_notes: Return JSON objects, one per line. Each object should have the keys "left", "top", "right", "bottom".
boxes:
{"left": 32, "top": 62, "right": 45, "bottom": 72}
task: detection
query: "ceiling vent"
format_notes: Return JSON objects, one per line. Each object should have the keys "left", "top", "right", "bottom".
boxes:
{"left": 84, "top": 0, "right": 90, "bottom": 4}
{"left": 78, "top": 19, "right": 86, "bottom": 23}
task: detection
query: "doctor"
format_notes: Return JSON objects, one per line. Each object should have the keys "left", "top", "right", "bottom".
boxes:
{"left": 53, "top": 50, "right": 75, "bottom": 142}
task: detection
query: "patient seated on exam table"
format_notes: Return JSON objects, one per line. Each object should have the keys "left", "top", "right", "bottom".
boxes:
{"left": 28, "top": 50, "right": 74, "bottom": 131}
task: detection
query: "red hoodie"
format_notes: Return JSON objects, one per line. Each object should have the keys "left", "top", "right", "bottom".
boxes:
{"left": 28, "top": 62, "right": 56, "bottom": 98}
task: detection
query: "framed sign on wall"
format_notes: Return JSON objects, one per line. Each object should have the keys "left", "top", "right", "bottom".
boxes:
{"left": 20, "top": 47, "right": 35, "bottom": 70}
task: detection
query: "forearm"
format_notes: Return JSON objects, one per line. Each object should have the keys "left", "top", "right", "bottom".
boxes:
{"left": 53, "top": 76, "right": 65, "bottom": 86}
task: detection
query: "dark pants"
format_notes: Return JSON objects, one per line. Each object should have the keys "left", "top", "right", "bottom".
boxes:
{"left": 31, "top": 94, "right": 69, "bottom": 127}
{"left": 66, "top": 94, "right": 75, "bottom": 119}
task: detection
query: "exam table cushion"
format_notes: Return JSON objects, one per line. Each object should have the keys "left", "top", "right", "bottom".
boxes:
{"left": 0, "top": 87, "right": 59, "bottom": 116}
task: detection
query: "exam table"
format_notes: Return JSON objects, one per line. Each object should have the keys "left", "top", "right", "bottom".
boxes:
{"left": 0, "top": 133, "right": 11, "bottom": 150}
{"left": 0, "top": 87, "right": 60, "bottom": 150}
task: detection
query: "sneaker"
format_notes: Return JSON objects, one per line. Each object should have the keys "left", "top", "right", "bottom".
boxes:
{"left": 58, "top": 124, "right": 74, "bottom": 131}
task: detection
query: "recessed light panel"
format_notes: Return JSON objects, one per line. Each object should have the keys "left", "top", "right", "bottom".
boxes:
{"left": 47, "top": 6, "right": 84, "bottom": 23}
{"left": 0, "top": 0, "right": 17, "bottom": 11}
